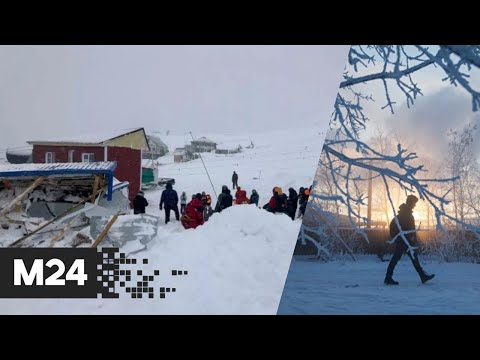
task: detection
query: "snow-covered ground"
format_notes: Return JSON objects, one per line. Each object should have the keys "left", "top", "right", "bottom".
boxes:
{"left": 0, "top": 206, "right": 299, "bottom": 314}
{"left": 0, "top": 126, "right": 325, "bottom": 314}
{"left": 143, "top": 127, "right": 324, "bottom": 211}
{"left": 277, "top": 255, "right": 480, "bottom": 315}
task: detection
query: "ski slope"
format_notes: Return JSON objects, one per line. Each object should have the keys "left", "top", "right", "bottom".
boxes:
{"left": 277, "top": 256, "right": 480, "bottom": 315}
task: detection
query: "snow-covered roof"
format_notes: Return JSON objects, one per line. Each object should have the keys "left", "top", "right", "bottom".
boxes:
{"left": 192, "top": 137, "right": 216, "bottom": 144}
{"left": 173, "top": 148, "right": 186, "bottom": 156}
{"left": 0, "top": 161, "right": 117, "bottom": 178}
{"left": 146, "top": 135, "right": 168, "bottom": 150}
{"left": 0, "top": 162, "right": 119, "bottom": 201}
{"left": 6, "top": 147, "right": 33, "bottom": 156}
{"left": 27, "top": 128, "right": 145, "bottom": 146}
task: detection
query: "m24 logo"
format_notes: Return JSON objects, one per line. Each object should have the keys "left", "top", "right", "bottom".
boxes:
{"left": 14, "top": 259, "right": 88, "bottom": 286}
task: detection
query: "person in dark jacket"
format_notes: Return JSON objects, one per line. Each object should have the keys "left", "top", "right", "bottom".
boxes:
{"left": 232, "top": 171, "right": 238, "bottom": 190}
{"left": 215, "top": 185, "right": 233, "bottom": 213}
{"left": 250, "top": 189, "right": 259, "bottom": 207}
{"left": 159, "top": 183, "right": 180, "bottom": 224}
{"left": 133, "top": 191, "right": 148, "bottom": 214}
{"left": 276, "top": 188, "right": 288, "bottom": 213}
{"left": 384, "top": 195, "right": 435, "bottom": 285}
{"left": 287, "top": 188, "right": 298, "bottom": 221}
{"left": 298, "top": 186, "right": 311, "bottom": 218}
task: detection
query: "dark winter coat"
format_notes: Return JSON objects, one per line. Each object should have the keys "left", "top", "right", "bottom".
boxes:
{"left": 266, "top": 194, "right": 288, "bottom": 213}
{"left": 287, "top": 189, "right": 298, "bottom": 214}
{"left": 277, "top": 193, "right": 288, "bottom": 212}
{"left": 288, "top": 189, "right": 298, "bottom": 209}
{"left": 215, "top": 189, "right": 233, "bottom": 213}
{"left": 232, "top": 173, "right": 238, "bottom": 182}
{"left": 390, "top": 203, "right": 417, "bottom": 243}
{"left": 133, "top": 195, "right": 149, "bottom": 214}
{"left": 160, "top": 184, "right": 179, "bottom": 209}
{"left": 250, "top": 192, "right": 259, "bottom": 206}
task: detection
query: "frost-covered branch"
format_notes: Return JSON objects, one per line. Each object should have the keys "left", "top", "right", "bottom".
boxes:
{"left": 314, "top": 45, "right": 480, "bottom": 254}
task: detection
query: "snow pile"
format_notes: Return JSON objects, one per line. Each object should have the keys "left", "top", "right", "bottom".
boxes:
{"left": 278, "top": 256, "right": 480, "bottom": 315}
{"left": 0, "top": 205, "right": 299, "bottom": 314}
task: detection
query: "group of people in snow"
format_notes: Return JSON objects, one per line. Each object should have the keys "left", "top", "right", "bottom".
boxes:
{"left": 261, "top": 185, "right": 311, "bottom": 220}
{"left": 132, "top": 171, "right": 314, "bottom": 231}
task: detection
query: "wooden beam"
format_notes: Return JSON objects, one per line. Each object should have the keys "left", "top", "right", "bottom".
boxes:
{"left": 0, "top": 176, "right": 45, "bottom": 218}
{"left": 91, "top": 215, "right": 119, "bottom": 248}
{"left": 91, "top": 175, "right": 100, "bottom": 204}
{"left": 8, "top": 187, "right": 106, "bottom": 247}
{"left": 48, "top": 216, "right": 78, "bottom": 247}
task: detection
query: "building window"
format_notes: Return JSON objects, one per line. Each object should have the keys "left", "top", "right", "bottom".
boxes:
{"left": 45, "top": 152, "right": 55, "bottom": 163}
{"left": 68, "top": 150, "right": 75, "bottom": 163}
{"left": 82, "top": 153, "right": 95, "bottom": 163}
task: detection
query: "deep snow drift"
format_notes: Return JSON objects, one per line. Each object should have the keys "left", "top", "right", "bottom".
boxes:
{"left": 0, "top": 206, "right": 299, "bottom": 314}
{"left": 277, "top": 256, "right": 480, "bottom": 315}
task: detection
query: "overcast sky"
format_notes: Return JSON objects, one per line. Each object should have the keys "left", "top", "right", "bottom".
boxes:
{"left": 0, "top": 45, "right": 349, "bottom": 150}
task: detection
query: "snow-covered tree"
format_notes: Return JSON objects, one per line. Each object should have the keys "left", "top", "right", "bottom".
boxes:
{"left": 306, "top": 45, "right": 480, "bottom": 257}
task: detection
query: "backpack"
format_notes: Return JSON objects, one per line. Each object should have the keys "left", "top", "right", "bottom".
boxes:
{"left": 389, "top": 217, "right": 399, "bottom": 238}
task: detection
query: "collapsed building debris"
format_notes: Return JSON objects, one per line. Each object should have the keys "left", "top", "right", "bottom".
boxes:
{"left": 0, "top": 162, "right": 132, "bottom": 248}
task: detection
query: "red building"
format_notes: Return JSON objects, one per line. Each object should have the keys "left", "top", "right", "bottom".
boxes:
{"left": 28, "top": 128, "right": 150, "bottom": 204}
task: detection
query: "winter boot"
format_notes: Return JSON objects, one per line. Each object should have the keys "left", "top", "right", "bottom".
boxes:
{"left": 421, "top": 273, "right": 435, "bottom": 284}
{"left": 384, "top": 276, "right": 399, "bottom": 285}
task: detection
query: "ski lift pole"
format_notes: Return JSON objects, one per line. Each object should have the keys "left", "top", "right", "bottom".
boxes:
{"left": 190, "top": 132, "right": 218, "bottom": 200}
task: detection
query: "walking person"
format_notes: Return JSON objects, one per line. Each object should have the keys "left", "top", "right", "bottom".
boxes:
{"left": 180, "top": 192, "right": 187, "bottom": 214}
{"left": 159, "top": 183, "right": 180, "bottom": 224}
{"left": 133, "top": 191, "right": 148, "bottom": 215}
{"left": 232, "top": 171, "right": 238, "bottom": 190}
{"left": 384, "top": 195, "right": 435, "bottom": 285}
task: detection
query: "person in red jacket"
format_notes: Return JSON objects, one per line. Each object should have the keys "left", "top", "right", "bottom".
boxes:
{"left": 181, "top": 193, "right": 205, "bottom": 230}
{"left": 263, "top": 187, "right": 287, "bottom": 214}
{"left": 235, "top": 186, "right": 249, "bottom": 205}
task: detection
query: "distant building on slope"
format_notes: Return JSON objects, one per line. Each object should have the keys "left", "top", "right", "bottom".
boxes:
{"left": 173, "top": 148, "right": 195, "bottom": 163}
{"left": 27, "top": 127, "right": 149, "bottom": 204}
{"left": 185, "top": 137, "right": 217, "bottom": 153}
{"left": 143, "top": 135, "right": 169, "bottom": 159}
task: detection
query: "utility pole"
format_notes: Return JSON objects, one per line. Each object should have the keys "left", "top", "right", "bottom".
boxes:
{"left": 190, "top": 132, "right": 218, "bottom": 200}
